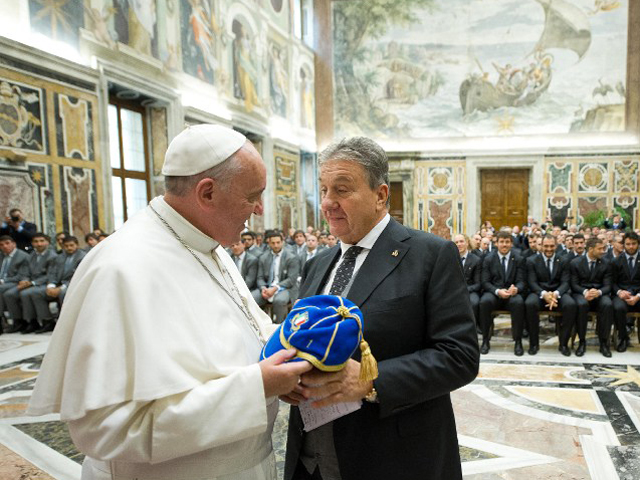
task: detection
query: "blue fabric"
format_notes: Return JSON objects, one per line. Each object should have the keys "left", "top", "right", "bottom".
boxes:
{"left": 260, "top": 295, "right": 364, "bottom": 371}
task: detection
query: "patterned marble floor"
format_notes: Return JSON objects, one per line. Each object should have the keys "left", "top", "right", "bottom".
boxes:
{"left": 2, "top": 317, "right": 640, "bottom": 479}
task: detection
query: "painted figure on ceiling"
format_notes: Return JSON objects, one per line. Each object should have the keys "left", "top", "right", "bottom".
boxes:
{"left": 232, "top": 19, "right": 260, "bottom": 112}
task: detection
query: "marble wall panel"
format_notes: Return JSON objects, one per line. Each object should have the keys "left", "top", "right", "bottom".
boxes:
{"left": 60, "top": 166, "right": 97, "bottom": 244}
{"left": 274, "top": 147, "right": 300, "bottom": 230}
{"left": 55, "top": 93, "right": 93, "bottom": 161}
{"left": 0, "top": 78, "right": 46, "bottom": 155}
{"left": 545, "top": 156, "right": 640, "bottom": 228}
{"left": 414, "top": 160, "right": 466, "bottom": 236}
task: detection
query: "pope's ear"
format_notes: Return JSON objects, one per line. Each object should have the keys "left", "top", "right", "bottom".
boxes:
{"left": 194, "top": 177, "right": 216, "bottom": 206}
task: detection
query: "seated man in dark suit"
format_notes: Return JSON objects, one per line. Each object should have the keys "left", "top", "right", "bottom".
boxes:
{"left": 252, "top": 231, "right": 300, "bottom": 324}
{"left": 3, "top": 233, "right": 57, "bottom": 333}
{"left": 521, "top": 233, "right": 540, "bottom": 259}
{"left": 298, "top": 233, "right": 320, "bottom": 265}
{"left": 479, "top": 231, "right": 526, "bottom": 355}
{"left": 240, "top": 230, "right": 262, "bottom": 257}
{"left": 525, "top": 235, "right": 576, "bottom": 356}
{"left": 569, "top": 237, "right": 613, "bottom": 357}
{"left": 611, "top": 231, "right": 640, "bottom": 352}
{"left": 20, "top": 236, "right": 86, "bottom": 333}
{"left": 454, "top": 234, "right": 482, "bottom": 326}
{"left": 564, "top": 233, "right": 585, "bottom": 262}
{"left": 229, "top": 239, "right": 258, "bottom": 291}
{"left": 605, "top": 234, "right": 624, "bottom": 262}
{"left": 0, "top": 235, "right": 30, "bottom": 332}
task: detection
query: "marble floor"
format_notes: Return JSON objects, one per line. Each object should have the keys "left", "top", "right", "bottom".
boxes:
{"left": 1, "top": 317, "right": 640, "bottom": 479}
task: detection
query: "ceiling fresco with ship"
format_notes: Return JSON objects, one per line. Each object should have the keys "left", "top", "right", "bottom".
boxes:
{"left": 333, "top": 0, "right": 628, "bottom": 140}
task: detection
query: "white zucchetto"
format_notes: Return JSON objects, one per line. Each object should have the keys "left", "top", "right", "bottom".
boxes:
{"left": 162, "top": 124, "right": 247, "bottom": 176}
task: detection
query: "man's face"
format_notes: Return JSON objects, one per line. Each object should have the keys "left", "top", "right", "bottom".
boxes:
{"left": 536, "top": 237, "right": 543, "bottom": 251}
{"left": 614, "top": 215, "right": 621, "bottom": 224}
{"left": 230, "top": 241, "right": 245, "bottom": 256}
{"left": 473, "top": 234, "right": 481, "bottom": 246}
{"left": 268, "top": 236, "right": 283, "bottom": 254}
{"left": 32, "top": 236, "right": 50, "bottom": 253}
{"left": 320, "top": 160, "right": 388, "bottom": 245}
{"left": 211, "top": 144, "right": 266, "bottom": 246}
{"left": 486, "top": 231, "right": 494, "bottom": 241}
{"left": 512, "top": 226, "right": 520, "bottom": 234}
{"left": 552, "top": 226, "right": 561, "bottom": 236}
{"left": 294, "top": 232, "right": 306, "bottom": 246}
{"left": 454, "top": 234, "right": 467, "bottom": 255}
{"left": 306, "top": 235, "right": 318, "bottom": 251}
{"left": 87, "top": 237, "right": 99, "bottom": 247}
{"left": 242, "top": 235, "right": 254, "bottom": 248}
{"left": 542, "top": 238, "right": 556, "bottom": 259}
{"left": 56, "top": 234, "right": 66, "bottom": 247}
{"left": 319, "top": 234, "right": 328, "bottom": 245}
{"left": 480, "top": 238, "right": 490, "bottom": 250}
{"left": 0, "top": 239, "right": 16, "bottom": 255}
{"left": 497, "top": 237, "right": 512, "bottom": 255}
{"left": 606, "top": 230, "right": 614, "bottom": 241}
{"left": 589, "top": 242, "right": 605, "bottom": 260}
{"left": 9, "top": 210, "right": 23, "bottom": 222}
{"left": 326, "top": 234, "right": 337, "bottom": 247}
{"left": 63, "top": 241, "right": 78, "bottom": 255}
{"left": 529, "top": 238, "right": 538, "bottom": 252}
{"left": 565, "top": 237, "right": 573, "bottom": 249}
{"left": 573, "top": 238, "right": 585, "bottom": 255}
{"left": 527, "top": 216, "right": 534, "bottom": 224}
{"left": 624, "top": 238, "right": 638, "bottom": 256}
{"left": 256, "top": 235, "right": 263, "bottom": 245}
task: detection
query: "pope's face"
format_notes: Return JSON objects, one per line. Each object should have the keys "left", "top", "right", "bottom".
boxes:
{"left": 320, "top": 160, "right": 388, "bottom": 245}
{"left": 214, "top": 144, "right": 265, "bottom": 246}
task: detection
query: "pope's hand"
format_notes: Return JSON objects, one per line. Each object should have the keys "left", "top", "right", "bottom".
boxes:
{"left": 260, "top": 349, "right": 312, "bottom": 399}
{"left": 298, "top": 359, "right": 372, "bottom": 408}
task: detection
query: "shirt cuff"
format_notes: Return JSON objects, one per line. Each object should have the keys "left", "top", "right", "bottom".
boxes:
{"left": 540, "top": 291, "right": 547, "bottom": 299}
{"left": 583, "top": 289, "right": 588, "bottom": 297}
{"left": 495, "top": 289, "right": 500, "bottom": 296}
{"left": 46, "top": 283, "right": 56, "bottom": 289}
{"left": 554, "top": 291, "right": 561, "bottom": 299}
{"left": 598, "top": 290, "right": 602, "bottom": 297}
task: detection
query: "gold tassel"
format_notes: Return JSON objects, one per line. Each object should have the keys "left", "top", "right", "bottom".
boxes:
{"left": 359, "top": 339, "right": 378, "bottom": 383}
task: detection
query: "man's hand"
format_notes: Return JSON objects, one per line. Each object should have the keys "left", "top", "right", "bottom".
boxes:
{"left": 262, "top": 286, "right": 277, "bottom": 300}
{"left": 618, "top": 290, "right": 632, "bottom": 300}
{"left": 543, "top": 292, "right": 558, "bottom": 310}
{"left": 260, "top": 349, "right": 312, "bottom": 399}
{"left": 298, "top": 359, "right": 372, "bottom": 408}
{"left": 17, "top": 280, "right": 31, "bottom": 291}
{"left": 508, "top": 285, "right": 518, "bottom": 296}
{"left": 497, "top": 289, "right": 511, "bottom": 299}
{"left": 626, "top": 296, "right": 640, "bottom": 307}
{"left": 46, "top": 287, "right": 61, "bottom": 298}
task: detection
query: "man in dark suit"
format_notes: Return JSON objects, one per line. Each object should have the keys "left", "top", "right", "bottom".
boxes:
{"left": 525, "top": 235, "right": 576, "bottom": 356}
{"left": 569, "top": 237, "right": 613, "bottom": 357}
{"left": 454, "top": 234, "right": 482, "bottom": 326}
{"left": 604, "top": 214, "right": 627, "bottom": 231}
{"left": 479, "top": 231, "right": 527, "bottom": 355}
{"left": 0, "top": 209, "right": 37, "bottom": 252}
{"left": 21, "top": 235, "right": 86, "bottom": 333}
{"left": 292, "top": 230, "right": 307, "bottom": 256}
{"left": 229, "top": 240, "right": 258, "bottom": 291}
{"left": 521, "top": 233, "right": 540, "bottom": 259}
{"left": 241, "top": 230, "right": 262, "bottom": 257}
{"left": 611, "top": 231, "right": 640, "bottom": 352}
{"left": 252, "top": 231, "right": 300, "bottom": 324}
{"left": 0, "top": 235, "right": 30, "bottom": 332}
{"left": 281, "top": 137, "right": 479, "bottom": 480}
{"left": 564, "top": 233, "right": 585, "bottom": 262}
{"left": 604, "top": 234, "right": 624, "bottom": 262}
{"left": 3, "top": 233, "right": 57, "bottom": 333}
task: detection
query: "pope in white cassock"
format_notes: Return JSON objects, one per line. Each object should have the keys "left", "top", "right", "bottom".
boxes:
{"left": 27, "top": 125, "right": 311, "bottom": 480}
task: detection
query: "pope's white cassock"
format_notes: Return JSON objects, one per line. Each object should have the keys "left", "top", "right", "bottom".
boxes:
{"left": 28, "top": 196, "right": 279, "bottom": 480}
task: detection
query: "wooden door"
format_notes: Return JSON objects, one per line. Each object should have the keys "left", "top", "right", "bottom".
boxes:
{"left": 481, "top": 170, "right": 529, "bottom": 229}
{"left": 390, "top": 182, "right": 404, "bottom": 224}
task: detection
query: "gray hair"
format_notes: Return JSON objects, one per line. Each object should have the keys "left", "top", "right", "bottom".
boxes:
{"left": 319, "top": 137, "right": 390, "bottom": 207}
{"left": 164, "top": 147, "right": 245, "bottom": 196}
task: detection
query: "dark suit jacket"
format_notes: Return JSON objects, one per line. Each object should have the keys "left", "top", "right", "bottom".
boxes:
{"left": 256, "top": 248, "right": 300, "bottom": 296}
{"left": 481, "top": 250, "right": 526, "bottom": 294}
{"left": 0, "top": 221, "right": 37, "bottom": 251}
{"left": 612, "top": 254, "right": 640, "bottom": 296}
{"left": 23, "top": 249, "right": 58, "bottom": 286}
{"left": 604, "top": 219, "right": 627, "bottom": 230}
{"left": 47, "top": 250, "right": 86, "bottom": 286}
{"left": 570, "top": 256, "right": 611, "bottom": 295}
{"left": 526, "top": 254, "right": 570, "bottom": 296}
{"left": 285, "top": 219, "right": 479, "bottom": 480}
{"left": 462, "top": 253, "right": 482, "bottom": 293}
{"left": 470, "top": 248, "right": 487, "bottom": 259}
{"left": 236, "top": 252, "right": 258, "bottom": 291}
{"left": 0, "top": 249, "right": 30, "bottom": 284}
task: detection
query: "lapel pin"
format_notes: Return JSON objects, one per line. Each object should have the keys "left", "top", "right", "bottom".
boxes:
{"left": 391, "top": 250, "right": 399, "bottom": 257}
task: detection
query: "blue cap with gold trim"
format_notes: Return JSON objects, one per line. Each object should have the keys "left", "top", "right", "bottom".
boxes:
{"left": 260, "top": 295, "right": 378, "bottom": 382}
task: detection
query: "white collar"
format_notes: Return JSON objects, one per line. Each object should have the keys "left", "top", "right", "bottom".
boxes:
{"left": 498, "top": 251, "right": 510, "bottom": 260}
{"left": 339, "top": 213, "right": 391, "bottom": 255}
{"left": 151, "top": 196, "right": 219, "bottom": 254}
